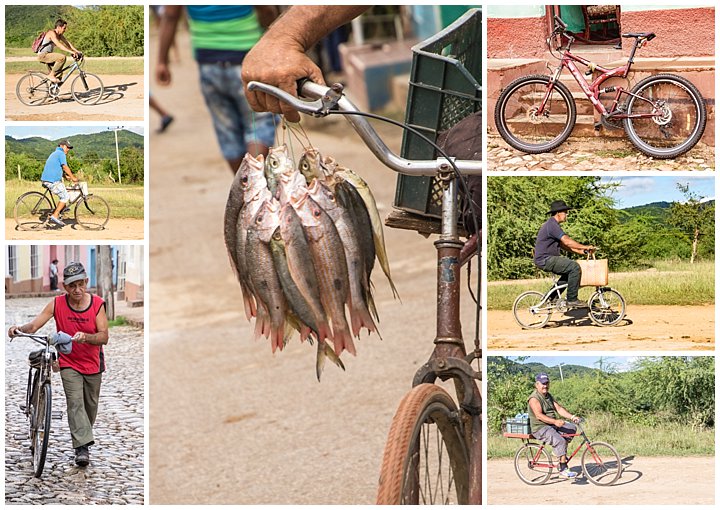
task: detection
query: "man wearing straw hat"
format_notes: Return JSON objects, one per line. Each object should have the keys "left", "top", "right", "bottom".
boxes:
{"left": 533, "top": 200, "right": 595, "bottom": 308}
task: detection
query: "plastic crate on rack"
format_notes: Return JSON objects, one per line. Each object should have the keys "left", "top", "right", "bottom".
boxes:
{"left": 393, "top": 8, "right": 482, "bottom": 219}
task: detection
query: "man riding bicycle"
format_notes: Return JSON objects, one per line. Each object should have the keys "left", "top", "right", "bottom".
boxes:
{"left": 533, "top": 200, "right": 595, "bottom": 308}
{"left": 41, "top": 140, "right": 79, "bottom": 227}
{"left": 37, "top": 19, "right": 81, "bottom": 83}
{"left": 528, "top": 372, "right": 582, "bottom": 479}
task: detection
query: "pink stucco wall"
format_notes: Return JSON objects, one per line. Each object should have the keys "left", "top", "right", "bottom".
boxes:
{"left": 620, "top": 8, "right": 714, "bottom": 58}
{"left": 488, "top": 16, "right": 548, "bottom": 59}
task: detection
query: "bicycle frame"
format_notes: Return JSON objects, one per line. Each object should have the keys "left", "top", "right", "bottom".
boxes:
{"left": 541, "top": 35, "right": 658, "bottom": 120}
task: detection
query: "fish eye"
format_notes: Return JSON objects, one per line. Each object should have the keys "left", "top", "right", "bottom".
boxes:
{"left": 256, "top": 214, "right": 263, "bottom": 223}
{"left": 300, "top": 161, "right": 309, "bottom": 171}
{"left": 269, "top": 157, "right": 279, "bottom": 169}
{"left": 312, "top": 208, "right": 321, "bottom": 218}
{"left": 241, "top": 176, "right": 249, "bottom": 184}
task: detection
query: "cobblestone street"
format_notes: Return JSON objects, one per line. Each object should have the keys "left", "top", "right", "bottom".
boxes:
{"left": 5, "top": 297, "right": 144, "bottom": 505}
{"left": 488, "top": 135, "right": 715, "bottom": 171}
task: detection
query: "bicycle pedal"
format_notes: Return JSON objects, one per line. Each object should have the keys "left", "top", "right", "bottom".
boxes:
{"left": 593, "top": 122, "right": 602, "bottom": 131}
{"left": 52, "top": 411, "right": 64, "bottom": 420}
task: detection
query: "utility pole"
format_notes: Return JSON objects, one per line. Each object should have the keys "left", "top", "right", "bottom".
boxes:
{"left": 96, "top": 245, "right": 115, "bottom": 320}
{"left": 110, "top": 126, "right": 124, "bottom": 184}
{"left": 557, "top": 363, "right": 565, "bottom": 382}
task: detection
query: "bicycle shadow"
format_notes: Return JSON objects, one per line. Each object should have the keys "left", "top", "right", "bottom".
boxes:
{"left": 542, "top": 309, "right": 633, "bottom": 329}
{"left": 542, "top": 455, "right": 640, "bottom": 486}
{"left": 53, "top": 81, "right": 137, "bottom": 106}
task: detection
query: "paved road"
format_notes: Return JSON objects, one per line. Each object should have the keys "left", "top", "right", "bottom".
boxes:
{"left": 5, "top": 297, "right": 144, "bottom": 505}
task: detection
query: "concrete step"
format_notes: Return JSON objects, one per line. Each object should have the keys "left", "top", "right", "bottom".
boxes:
{"left": 504, "top": 114, "right": 597, "bottom": 138}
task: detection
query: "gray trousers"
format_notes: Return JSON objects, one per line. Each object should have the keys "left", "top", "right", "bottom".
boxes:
{"left": 60, "top": 368, "right": 102, "bottom": 448}
{"left": 541, "top": 256, "right": 581, "bottom": 301}
{"left": 533, "top": 422, "right": 577, "bottom": 457}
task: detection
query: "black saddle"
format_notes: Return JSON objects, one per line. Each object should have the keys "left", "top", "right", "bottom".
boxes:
{"left": 622, "top": 32, "right": 656, "bottom": 40}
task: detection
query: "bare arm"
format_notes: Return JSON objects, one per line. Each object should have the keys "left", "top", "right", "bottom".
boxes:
{"left": 8, "top": 301, "right": 54, "bottom": 337}
{"left": 72, "top": 305, "right": 109, "bottom": 345}
{"left": 554, "top": 400, "right": 581, "bottom": 423}
{"left": 560, "top": 235, "right": 595, "bottom": 255}
{"left": 47, "top": 31, "right": 75, "bottom": 54}
{"left": 62, "top": 164, "right": 78, "bottom": 182}
{"left": 58, "top": 34, "right": 79, "bottom": 54}
{"left": 529, "top": 398, "right": 565, "bottom": 428}
{"left": 242, "top": 5, "right": 369, "bottom": 122}
{"left": 156, "top": 5, "right": 183, "bottom": 86}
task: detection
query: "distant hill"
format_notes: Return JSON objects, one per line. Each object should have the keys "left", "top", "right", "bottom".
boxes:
{"left": 6, "top": 130, "right": 143, "bottom": 161}
{"left": 488, "top": 357, "right": 600, "bottom": 380}
{"left": 5, "top": 5, "right": 77, "bottom": 47}
{"left": 619, "top": 201, "right": 671, "bottom": 224}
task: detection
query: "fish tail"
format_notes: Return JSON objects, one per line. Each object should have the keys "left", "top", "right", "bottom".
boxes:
{"left": 331, "top": 324, "right": 357, "bottom": 357}
{"left": 315, "top": 339, "right": 346, "bottom": 382}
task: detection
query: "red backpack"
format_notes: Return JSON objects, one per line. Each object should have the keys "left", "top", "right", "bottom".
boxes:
{"left": 32, "top": 31, "right": 50, "bottom": 53}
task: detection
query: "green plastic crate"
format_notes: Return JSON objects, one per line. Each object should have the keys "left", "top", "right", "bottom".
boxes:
{"left": 394, "top": 8, "right": 482, "bottom": 218}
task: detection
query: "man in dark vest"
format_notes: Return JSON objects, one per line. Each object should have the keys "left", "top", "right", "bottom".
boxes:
{"left": 533, "top": 200, "right": 595, "bottom": 308}
{"left": 528, "top": 372, "right": 582, "bottom": 479}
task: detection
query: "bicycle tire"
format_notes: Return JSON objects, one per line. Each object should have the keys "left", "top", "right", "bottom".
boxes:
{"left": 623, "top": 73, "right": 707, "bottom": 159}
{"left": 514, "top": 443, "right": 553, "bottom": 485}
{"left": 581, "top": 441, "right": 622, "bottom": 486}
{"left": 588, "top": 289, "right": 625, "bottom": 327}
{"left": 71, "top": 72, "right": 104, "bottom": 105}
{"left": 16, "top": 72, "right": 50, "bottom": 106}
{"left": 32, "top": 383, "right": 52, "bottom": 478}
{"left": 74, "top": 194, "right": 110, "bottom": 230}
{"left": 494, "top": 74, "right": 577, "bottom": 153}
{"left": 512, "top": 291, "right": 552, "bottom": 329}
{"left": 377, "top": 384, "right": 470, "bottom": 504}
{"left": 14, "top": 192, "right": 54, "bottom": 231}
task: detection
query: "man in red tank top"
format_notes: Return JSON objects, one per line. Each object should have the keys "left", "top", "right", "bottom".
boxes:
{"left": 8, "top": 262, "right": 108, "bottom": 467}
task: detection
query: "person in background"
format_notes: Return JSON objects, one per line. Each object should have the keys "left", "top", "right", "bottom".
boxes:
{"left": 49, "top": 259, "right": 59, "bottom": 291}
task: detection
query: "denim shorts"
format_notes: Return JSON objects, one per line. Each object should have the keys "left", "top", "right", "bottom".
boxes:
{"left": 198, "top": 62, "right": 278, "bottom": 161}
{"left": 43, "top": 181, "right": 69, "bottom": 202}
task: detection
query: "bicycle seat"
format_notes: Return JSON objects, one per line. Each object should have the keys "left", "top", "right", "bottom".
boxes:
{"left": 622, "top": 32, "right": 656, "bottom": 40}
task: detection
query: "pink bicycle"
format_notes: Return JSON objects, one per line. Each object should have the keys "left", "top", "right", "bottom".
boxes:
{"left": 494, "top": 16, "right": 707, "bottom": 159}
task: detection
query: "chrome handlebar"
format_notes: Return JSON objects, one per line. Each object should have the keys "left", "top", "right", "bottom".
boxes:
{"left": 246, "top": 80, "right": 482, "bottom": 177}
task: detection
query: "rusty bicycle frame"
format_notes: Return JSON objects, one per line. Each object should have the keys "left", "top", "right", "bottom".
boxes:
{"left": 248, "top": 79, "right": 483, "bottom": 504}
{"left": 540, "top": 16, "right": 659, "bottom": 122}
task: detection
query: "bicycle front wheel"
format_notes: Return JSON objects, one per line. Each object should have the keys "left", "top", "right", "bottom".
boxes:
{"left": 513, "top": 291, "right": 551, "bottom": 329}
{"left": 75, "top": 195, "right": 110, "bottom": 230}
{"left": 581, "top": 441, "right": 622, "bottom": 486}
{"left": 588, "top": 289, "right": 626, "bottom": 327}
{"left": 71, "top": 72, "right": 104, "bottom": 105}
{"left": 623, "top": 74, "right": 707, "bottom": 158}
{"left": 16, "top": 73, "right": 50, "bottom": 106}
{"left": 377, "top": 384, "right": 470, "bottom": 504}
{"left": 494, "top": 75, "right": 576, "bottom": 153}
{"left": 514, "top": 443, "right": 553, "bottom": 485}
{"left": 14, "top": 192, "right": 53, "bottom": 230}
{"left": 32, "top": 383, "right": 52, "bottom": 478}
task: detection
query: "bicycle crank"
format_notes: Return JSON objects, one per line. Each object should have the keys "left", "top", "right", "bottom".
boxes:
{"left": 49, "top": 84, "right": 60, "bottom": 99}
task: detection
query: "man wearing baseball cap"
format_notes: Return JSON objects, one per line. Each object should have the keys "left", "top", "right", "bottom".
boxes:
{"left": 528, "top": 372, "right": 582, "bottom": 479}
{"left": 40, "top": 140, "right": 79, "bottom": 227}
{"left": 533, "top": 200, "right": 596, "bottom": 308}
{"left": 8, "top": 261, "right": 108, "bottom": 467}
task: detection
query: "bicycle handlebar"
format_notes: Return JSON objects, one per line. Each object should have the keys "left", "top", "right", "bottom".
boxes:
{"left": 246, "top": 80, "right": 482, "bottom": 176}
{"left": 553, "top": 15, "right": 567, "bottom": 31}
{"left": 9, "top": 330, "right": 51, "bottom": 346}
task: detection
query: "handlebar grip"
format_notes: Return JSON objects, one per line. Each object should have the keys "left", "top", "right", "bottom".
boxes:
{"left": 554, "top": 15, "right": 567, "bottom": 30}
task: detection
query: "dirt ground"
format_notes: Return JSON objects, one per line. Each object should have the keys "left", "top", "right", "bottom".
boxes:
{"left": 487, "top": 456, "right": 714, "bottom": 504}
{"left": 488, "top": 305, "right": 714, "bottom": 350}
{"left": 5, "top": 219, "right": 143, "bottom": 241}
{"left": 5, "top": 73, "right": 144, "bottom": 121}
{"left": 148, "top": 29, "right": 481, "bottom": 504}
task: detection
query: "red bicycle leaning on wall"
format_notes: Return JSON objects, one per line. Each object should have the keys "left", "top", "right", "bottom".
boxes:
{"left": 494, "top": 16, "right": 707, "bottom": 159}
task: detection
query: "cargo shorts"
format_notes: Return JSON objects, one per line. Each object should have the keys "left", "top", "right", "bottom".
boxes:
{"left": 43, "top": 180, "right": 70, "bottom": 203}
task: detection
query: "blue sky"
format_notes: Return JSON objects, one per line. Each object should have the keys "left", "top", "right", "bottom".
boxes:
{"left": 6, "top": 125, "right": 144, "bottom": 139}
{"left": 600, "top": 176, "right": 715, "bottom": 208}
{"left": 505, "top": 355, "right": 641, "bottom": 373}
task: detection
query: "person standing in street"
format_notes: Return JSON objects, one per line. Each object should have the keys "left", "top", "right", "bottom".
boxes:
{"left": 49, "top": 259, "right": 59, "bottom": 291}
{"left": 8, "top": 262, "right": 109, "bottom": 467}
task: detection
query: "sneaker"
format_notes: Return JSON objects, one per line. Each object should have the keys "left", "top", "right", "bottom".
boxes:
{"left": 558, "top": 468, "right": 577, "bottom": 479}
{"left": 75, "top": 445, "right": 90, "bottom": 467}
{"left": 48, "top": 216, "right": 66, "bottom": 227}
{"left": 566, "top": 299, "right": 586, "bottom": 308}
{"left": 59, "top": 207, "right": 72, "bottom": 218}
{"left": 157, "top": 115, "right": 174, "bottom": 133}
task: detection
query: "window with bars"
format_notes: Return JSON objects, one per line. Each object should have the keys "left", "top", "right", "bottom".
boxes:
{"left": 30, "top": 246, "right": 40, "bottom": 279}
{"left": 8, "top": 246, "right": 18, "bottom": 281}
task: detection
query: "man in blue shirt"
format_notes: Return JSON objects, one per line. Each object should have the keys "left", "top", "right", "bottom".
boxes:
{"left": 533, "top": 200, "right": 595, "bottom": 308}
{"left": 41, "top": 140, "right": 79, "bottom": 227}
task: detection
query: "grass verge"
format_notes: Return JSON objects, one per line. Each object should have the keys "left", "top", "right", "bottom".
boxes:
{"left": 488, "top": 260, "right": 714, "bottom": 309}
{"left": 109, "top": 315, "right": 128, "bottom": 327}
{"left": 5, "top": 56, "right": 143, "bottom": 75}
{"left": 5, "top": 180, "right": 144, "bottom": 219}
{"left": 488, "top": 413, "right": 715, "bottom": 458}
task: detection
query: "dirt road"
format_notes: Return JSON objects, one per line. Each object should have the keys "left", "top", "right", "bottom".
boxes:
{"left": 487, "top": 456, "right": 714, "bottom": 504}
{"left": 148, "top": 29, "right": 480, "bottom": 504}
{"left": 6, "top": 74, "right": 144, "bottom": 121}
{"left": 488, "top": 305, "right": 714, "bottom": 350}
{"left": 5, "top": 219, "right": 143, "bottom": 241}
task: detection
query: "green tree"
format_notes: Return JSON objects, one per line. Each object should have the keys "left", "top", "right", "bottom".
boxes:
{"left": 668, "top": 184, "right": 715, "bottom": 263}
